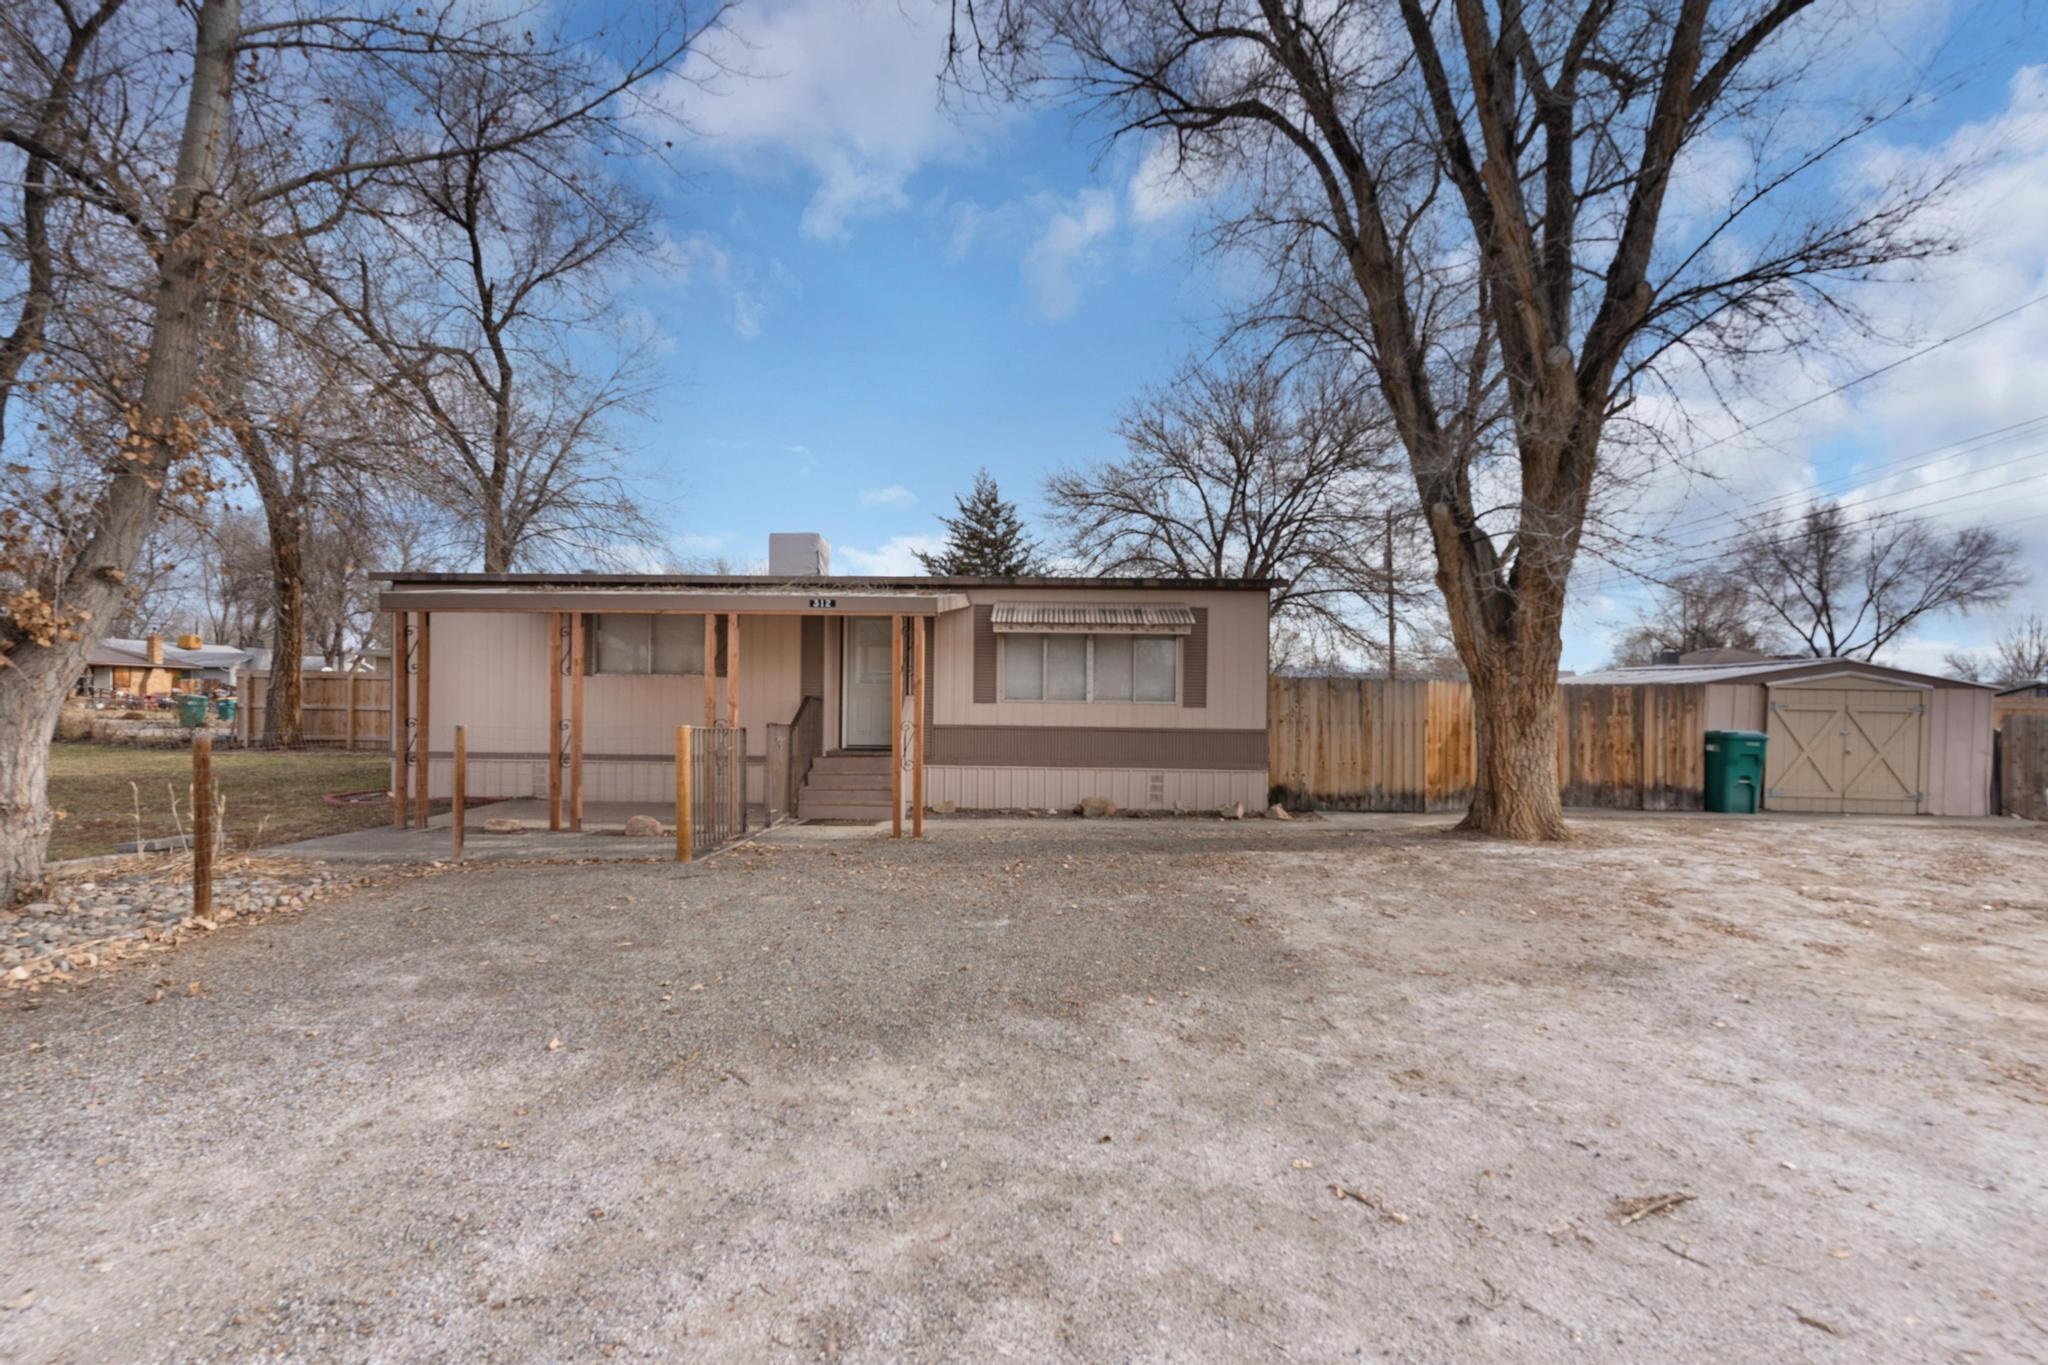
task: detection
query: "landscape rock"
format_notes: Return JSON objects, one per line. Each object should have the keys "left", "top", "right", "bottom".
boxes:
{"left": 1267, "top": 803, "right": 1293, "bottom": 820}
{"left": 1078, "top": 796, "right": 1117, "bottom": 819}
{"left": 1218, "top": 802, "right": 1244, "bottom": 820}
{"left": 482, "top": 817, "right": 523, "bottom": 834}
{"left": 932, "top": 800, "right": 958, "bottom": 815}
{"left": 622, "top": 815, "right": 665, "bottom": 838}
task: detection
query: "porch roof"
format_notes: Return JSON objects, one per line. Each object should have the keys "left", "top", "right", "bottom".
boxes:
{"left": 376, "top": 584, "right": 971, "bottom": 615}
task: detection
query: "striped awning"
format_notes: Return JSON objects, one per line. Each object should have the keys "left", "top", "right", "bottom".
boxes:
{"left": 989, "top": 602, "right": 1196, "bottom": 635}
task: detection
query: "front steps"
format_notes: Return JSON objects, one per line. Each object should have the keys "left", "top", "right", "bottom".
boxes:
{"left": 796, "top": 751, "right": 893, "bottom": 821}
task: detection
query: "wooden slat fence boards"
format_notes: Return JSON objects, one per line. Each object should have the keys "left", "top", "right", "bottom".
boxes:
{"left": 2001, "top": 714, "right": 2048, "bottom": 821}
{"left": 1269, "top": 677, "right": 1707, "bottom": 812}
{"left": 239, "top": 672, "right": 392, "bottom": 749}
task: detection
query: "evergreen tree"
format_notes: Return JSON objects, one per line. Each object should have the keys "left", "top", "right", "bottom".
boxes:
{"left": 915, "top": 469, "right": 1043, "bottom": 576}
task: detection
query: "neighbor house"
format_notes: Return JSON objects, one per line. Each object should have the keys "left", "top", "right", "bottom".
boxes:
{"left": 80, "top": 634, "right": 258, "bottom": 698}
{"left": 376, "top": 534, "right": 1275, "bottom": 825}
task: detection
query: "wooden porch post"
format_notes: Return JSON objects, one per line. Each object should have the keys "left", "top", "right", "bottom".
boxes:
{"left": 547, "top": 611, "right": 563, "bottom": 831}
{"left": 890, "top": 615, "right": 904, "bottom": 839}
{"left": 703, "top": 613, "right": 717, "bottom": 729}
{"left": 675, "top": 725, "right": 693, "bottom": 863}
{"left": 452, "top": 726, "right": 467, "bottom": 862}
{"left": 570, "top": 612, "right": 586, "bottom": 832}
{"left": 392, "top": 611, "right": 410, "bottom": 828}
{"left": 913, "top": 614, "right": 926, "bottom": 838}
{"left": 728, "top": 613, "right": 741, "bottom": 821}
{"left": 414, "top": 612, "right": 431, "bottom": 829}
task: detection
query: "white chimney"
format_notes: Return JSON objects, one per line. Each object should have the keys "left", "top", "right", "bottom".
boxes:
{"left": 768, "top": 533, "right": 830, "bottom": 577}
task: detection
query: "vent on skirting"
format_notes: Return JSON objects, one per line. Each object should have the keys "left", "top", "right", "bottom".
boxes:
{"left": 1148, "top": 772, "right": 1165, "bottom": 809}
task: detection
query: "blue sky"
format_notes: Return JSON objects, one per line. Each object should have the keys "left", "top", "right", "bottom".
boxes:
{"left": 615, "top": 0, "right": 2048, "bottom": 673}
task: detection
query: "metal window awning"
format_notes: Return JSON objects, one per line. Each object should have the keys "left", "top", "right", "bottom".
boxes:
{"left": 990, "top": 602, "right": 1195, "bottom": 635}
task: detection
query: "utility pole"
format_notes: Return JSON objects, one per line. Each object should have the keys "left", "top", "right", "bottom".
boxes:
{"left": 1384, "top": 508, "right": 1397, "bottom": 678}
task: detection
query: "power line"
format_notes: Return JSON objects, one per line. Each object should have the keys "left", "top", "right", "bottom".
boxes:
{"left": 1649, "top": 411, "right": 2048, "bottom": 542}
{"left": 1680, "top": 293, "right": 2048, "bottom": 459}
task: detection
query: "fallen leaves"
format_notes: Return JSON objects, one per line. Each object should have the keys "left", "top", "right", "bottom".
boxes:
{"left": 3, "top": 1290, "right": 33, "bottom": 1311}
{"left": 546, "top": 1037, "right": 563, "bottom": 1052}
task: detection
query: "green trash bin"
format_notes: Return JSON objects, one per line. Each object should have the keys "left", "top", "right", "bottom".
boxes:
{"left": 214, "top": 696, "right": 238, "bottom": 723}
{"left": 176, "top": 693, "right": 211, "bottom": 729}
{"left": 1704, "top": 729, "right": 1767, "bottom": 813}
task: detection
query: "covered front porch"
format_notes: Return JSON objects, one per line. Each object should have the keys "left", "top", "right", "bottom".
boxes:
{"left": 378, "top": 582, "right": 965, "bottom": 844}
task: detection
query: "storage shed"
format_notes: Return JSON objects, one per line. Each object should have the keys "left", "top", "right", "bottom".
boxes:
{"left": 1565, "top": 658, "right": 1996, "bottom": 817}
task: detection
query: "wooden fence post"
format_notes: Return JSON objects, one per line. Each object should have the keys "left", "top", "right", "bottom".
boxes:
{"left": 345, "top": 671, "right": 358, "bottom": 751}
{"left": 192, "top": 736, "right": 213, "bottom": 921}
{"left": 676, "top": 725, "right": 693, "bottom": 863}
{"left": 452, "top": 726, "right": 467, "bottom": 862}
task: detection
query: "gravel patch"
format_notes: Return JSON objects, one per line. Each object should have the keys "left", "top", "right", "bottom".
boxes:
{"left": 3, "top": 859, "right": 361, "bottom": 986}
{"left": 1, "top": 814, "right": 2045, "bottom": 1361}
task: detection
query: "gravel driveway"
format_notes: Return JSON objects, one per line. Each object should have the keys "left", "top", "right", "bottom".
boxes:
{"left": 3, "top": 814, "right": 2046, "bottom": 1361}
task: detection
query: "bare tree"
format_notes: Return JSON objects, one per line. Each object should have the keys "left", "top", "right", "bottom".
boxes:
{"left": 1047, "top": 353, "right": 1424, "bottom": 664}
{"left": 1945, "top": 614, "right": 2048, "bottom": 688}
{"left": 1614, "top": 567, "right": 1781, "bottom": 665}
{"left": 948, "top": 1, "right": 1956, "bottom": 837}
{"left": 308, "top": 55, "right": 662, "bottom": 573}
{"left": 0, "top": 0, "right": 721, "bottom": 898}
{"left": 1728, "top": 503, "right": 2023, "bottom": 661}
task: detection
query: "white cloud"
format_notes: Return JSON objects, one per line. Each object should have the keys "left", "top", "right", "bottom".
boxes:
{"left": 837, "top": 534, "right": 943, "bottom": 575}
{"left": 1022, "top": 188, "right": 1118, "bottom": 319}
{"left": 639, "top": 227, "right": 791, "bottom": 339}
{"left": 859, "top": 484, "right": 917, "bottom": 507}
{"left": 658, "top": 0, "right": 999, "bottom": 241}
{"left": 1127, "top": 137, "right": 1213, "bottom": 225}
{"left": 1565, "top": 64, "right": 2048, "bottom": 667}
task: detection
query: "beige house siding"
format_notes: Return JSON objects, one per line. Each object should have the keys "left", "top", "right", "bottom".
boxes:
{"left": 418, "top": 611, "right": 802, "bottom": 804}
{"left": 930, "top": 587, "right": 1268, "bottom": 731}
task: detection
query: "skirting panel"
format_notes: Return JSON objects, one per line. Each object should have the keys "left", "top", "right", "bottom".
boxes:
{"left": 926, "top": 766, "right": 1265, "bottom": 813}
{"left": 927, "top": 725, "right": 1266, "bottom": 770}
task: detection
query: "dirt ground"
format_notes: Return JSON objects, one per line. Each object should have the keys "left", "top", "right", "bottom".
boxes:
{"left": 3, "top": 813, "right": 2046, "bottom": 1362}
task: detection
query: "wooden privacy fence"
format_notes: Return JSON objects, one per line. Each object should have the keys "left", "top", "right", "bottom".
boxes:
{"left": 238, "top": 670, "right": 391, "bottom": 749}
{"left": 1997, "top": 714, "right": 2048, "bottom": 820}
{"left": 1269, "top": 677, "right": 1707, "bottom": 812}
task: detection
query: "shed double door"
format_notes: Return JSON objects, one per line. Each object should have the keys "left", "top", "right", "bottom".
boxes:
{"left": 1765, "top": 685, "right": 1926, "bottom": 814}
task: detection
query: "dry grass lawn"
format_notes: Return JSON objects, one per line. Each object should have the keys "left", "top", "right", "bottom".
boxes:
{"left": 45, "top": 742, "right": 390, "bottom": 860}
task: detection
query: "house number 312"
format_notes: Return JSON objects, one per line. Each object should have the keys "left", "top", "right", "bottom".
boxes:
{"left": 808, "top": 597, "right": 837, "bottom": 609}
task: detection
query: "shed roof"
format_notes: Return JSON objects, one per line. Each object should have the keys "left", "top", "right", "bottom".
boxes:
{"left": 1565, "top": 657, "right": 1992, "bottom": 690}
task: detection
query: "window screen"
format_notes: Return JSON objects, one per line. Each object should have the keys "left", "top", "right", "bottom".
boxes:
{"left": 1092, "top": 635, "right": 1133, "bottom": 701}
{"left": 1134, "top": 636, "right": 1178, "bottom": 701}
{"left": 1002, "top": 634, "right": 1044, "bottom": 700}
{"left": 595, "top": 614, "right": 711, "bottom": 675}
{"left": 1045, "top": 635, "right": 1088, "bottom": 701}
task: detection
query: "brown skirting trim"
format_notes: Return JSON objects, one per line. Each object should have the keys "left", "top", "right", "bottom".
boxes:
{"left": 925, "top": 726, "right": 1266, "bottom": 771}
{"left": 425, "top": 750, "right": 764, "bottom": 764}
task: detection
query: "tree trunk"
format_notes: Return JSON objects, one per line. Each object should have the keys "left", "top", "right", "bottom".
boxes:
{"left": 1461, "top": 652, "right": 1568, "bottom": 840}
{"left": 0, "top": 0, "right": 239, "bottom": 903}
{"left": 261, "top": 503, "right": 306, "bottom": 747}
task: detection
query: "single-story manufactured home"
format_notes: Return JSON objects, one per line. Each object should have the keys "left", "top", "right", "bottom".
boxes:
{"left": 79, "top": 635, "right": 257, "bottom": 698}
{"left": 1566, "top": 655, "right": 1996, "bottom": 816}
{"left": 377, "top": 534, "right": 1275, "bottom": 830}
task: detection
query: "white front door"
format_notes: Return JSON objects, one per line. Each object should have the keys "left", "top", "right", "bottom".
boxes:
{"left": 843, "top": 617, "right": 893, "bottom": 747}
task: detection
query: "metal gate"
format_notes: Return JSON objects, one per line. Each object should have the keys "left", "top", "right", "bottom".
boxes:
{"left": 689, "top": 725, "right": 748, "bottom": 851}
{"left": 1765, "top": 685, "right": 1926, "bottom": 814}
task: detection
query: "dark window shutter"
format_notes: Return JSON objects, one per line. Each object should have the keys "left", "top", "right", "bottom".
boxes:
{"left": 973, "top": 605, "right": 997, "bottom": 704}
{"left": 1182, "top": 607, "right": 1208, "bottom": 708}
